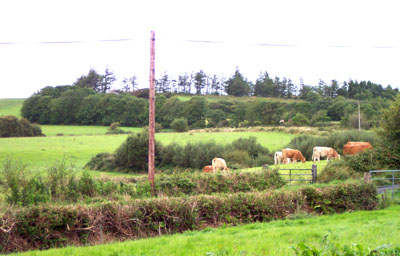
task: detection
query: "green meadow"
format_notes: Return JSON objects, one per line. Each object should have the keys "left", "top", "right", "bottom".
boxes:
{"left": 41, "top": 125, "right": 142, "bottom": 136}
{"left": 11, "top": 205, "right": 400, "bottom": 256}
{"left": 0, "top": 131, "right": 296, "bottom": 170}
{"left": 0, "top": 98, "right": 24, "bottom": 117}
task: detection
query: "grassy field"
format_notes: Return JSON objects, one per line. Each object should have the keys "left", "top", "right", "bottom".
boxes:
{"left": 0, "top": 98, "right": 24, "bottom": 117}
{"left": 11, "top": 204, "right": 400, "bottom": 256}
{"left": 41, "top": 125, "right": 142, "bottom": 136}
{"left": 0, "top": 131, "right": 296, "bottom": 170}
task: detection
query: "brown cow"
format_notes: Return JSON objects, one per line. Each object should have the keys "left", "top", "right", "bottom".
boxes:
{"left": 282, "top": 149, "right": 306, "bottom": 164}
{"left": 212, "top": 158, "right": 229, "bottom": 172}
{"left": 343, "top": 141, "right": 373, "bottom": 156}
{"left": 202, "top": 165, "right": 214, "bottom": 173}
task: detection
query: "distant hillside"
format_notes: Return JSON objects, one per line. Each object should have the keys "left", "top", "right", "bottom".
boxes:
{"left": 0, "top": 98, "right": 24, "bottom": 117}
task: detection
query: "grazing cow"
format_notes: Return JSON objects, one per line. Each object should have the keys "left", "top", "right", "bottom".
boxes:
{"left": 282, "top": 149, "right": 306, "bottom": 164}
{"left": 343, "top": 141, "right": 373, "bottom": 156}
{"left": 202, "top": 165, "right": 214, "bottom": 173}
{"left": 312, "top": 147, "right": 340, "bottom": 162}
{"left": 212, "top": 158, "right": 229, "bottom": 172}
{"left": 274, "top": 151, "right": 291, "bottom": 165}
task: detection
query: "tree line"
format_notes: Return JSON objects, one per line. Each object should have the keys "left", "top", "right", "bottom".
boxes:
{"left": 21, "top": 84, "right": 392, "bottom": 129}
{"left": 76, "top": 68, "right": 399, "bottom": 101}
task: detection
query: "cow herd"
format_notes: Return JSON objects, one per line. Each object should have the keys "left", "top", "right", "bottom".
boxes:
{"left": 203, "top": 141, "right": 373, "bottom": 173}
{"left": 274, "top": 141, "right": 373, "bottom": 165}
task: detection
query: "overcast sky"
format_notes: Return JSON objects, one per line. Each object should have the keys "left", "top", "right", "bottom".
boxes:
{"left": 1, "top": 0, "right": 399, "bottom": 98}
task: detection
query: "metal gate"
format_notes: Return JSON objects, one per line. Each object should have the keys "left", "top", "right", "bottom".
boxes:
{"left": 369, "top": 170, "right": 400, "bottom": 197}
{"left": 280, "top": 164, "right": 317, "bottom": 185}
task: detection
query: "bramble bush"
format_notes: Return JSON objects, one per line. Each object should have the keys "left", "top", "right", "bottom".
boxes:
{"left": 0, "top": 116, "right": 43, "bottom": 138}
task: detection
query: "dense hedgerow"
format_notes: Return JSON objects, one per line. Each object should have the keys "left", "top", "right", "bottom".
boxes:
{"left": 87, "top": 132, "right": 271, "bottom": 172}
{"left": 0, "top": 183, "right": 377, "bottom": 253}
{"left": 0, "top": 115, "right": 43, "bottom": 138}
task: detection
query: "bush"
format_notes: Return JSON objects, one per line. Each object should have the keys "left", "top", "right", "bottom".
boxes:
{"left": 318, "top": 161, "right": 359, "bottom": 183}
{"left": 291, "top": 113, "right": 310, "bottom": 126}
{"left": 85, "top": 153, "right": 116, "bottom": 171}
{"left": 343, "top": 146, "right": 400, "bottom": 173}
{"left": 171, "top": 118, "right": 188, "bottom": 132}
{"left": 114, "top": 131, "right": 163, "bottom": 172}
{"left": 0, "top": 116, "right": 44, "bottom": 137}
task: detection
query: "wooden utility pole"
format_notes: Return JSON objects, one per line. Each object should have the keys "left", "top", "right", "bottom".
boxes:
{"left": 148, "top": 31, "right": 156, "bottom": 193}
{"left": 358, "top": 100, "right": 361, "bottom": 131}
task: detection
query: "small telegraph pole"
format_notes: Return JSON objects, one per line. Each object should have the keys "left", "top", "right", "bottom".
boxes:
{"left": 148, "top": 31, "right": 156, "bottom": 193}
{"left": 358, "top": 100, "right": 361, "bottom": 131}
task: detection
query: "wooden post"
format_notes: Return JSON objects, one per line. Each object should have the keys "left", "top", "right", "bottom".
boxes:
{"left": 364, "top": 172, "right": 371, "bottom": 183}
{"left": 312, "top": 164, "right": 317, "bottom": 183}
{"left": 148, "top": 31, "right": 156, "bottom": 194}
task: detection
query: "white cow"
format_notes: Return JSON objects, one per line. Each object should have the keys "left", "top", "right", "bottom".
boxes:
{"left": 274, "top": 151, "right": 291, "bottom": 165}
{"left": 312, "top": 147, "right": 340, "bottom": 162}
{"left": 212, "top": 158, "right": 229, "bottom": 172}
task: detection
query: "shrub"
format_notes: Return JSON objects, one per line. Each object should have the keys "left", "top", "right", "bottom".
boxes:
{"left": 291, "top": 113, "right": 310, "bottom": 126}
{"left": 318, "top": 161, "right": 359, "bottom": 183}
{"left": 343, "top": 146, "right": 400, "bottom": 173}
{"left": 222, "top": 150, "right": 252, "bottom": 169}
{"left": 0, "top": 116, "right": 43, "bottom": 138}
{"left": 114, "top": 131, "right": 163, "bottom": 172}
{"left": 85, "top": 153, "right": 116, "bottom": 171}
{"left": 171, "top": 118, "right": 188, "bottom": 132}
{"left": 105, "top": 122, "right": 131, "bottom": 135}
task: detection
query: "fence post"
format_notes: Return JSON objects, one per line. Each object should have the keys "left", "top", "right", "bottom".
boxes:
{"left": 364, "top": 172, "right": 371, "bottom": 183}
{"left": 311, "top": 164, "right": 317, "bottom": 183}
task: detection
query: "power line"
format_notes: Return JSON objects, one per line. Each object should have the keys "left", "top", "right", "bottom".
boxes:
{"left": 0, "top": 37, "right": 399, "bottom": 49}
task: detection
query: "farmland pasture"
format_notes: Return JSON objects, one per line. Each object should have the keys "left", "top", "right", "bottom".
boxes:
{"left": 41, "top": 125, "right": 141, "bottom": 137}
{"left": 10, "top": 205, "right": 400, "bottom": 256}
{"left": 0, "top": 98, "right": 24, "bottom": 117}
{"left": 0, "top": 130, "right": 296, "bottom": 170}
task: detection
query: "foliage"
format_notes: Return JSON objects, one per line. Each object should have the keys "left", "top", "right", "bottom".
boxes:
{"left": 225, "top": 68, "right": 252, "bottom": 96}
{"left": 0, "top": 183, "right": 378, "bottom": 253}
{"left": 88, "top": 136, "right": 271, "bottom": 171}
{"left": 291, "top": 113, "right": 310, "bottom": 126}
{"left": 105, "top": 122, "right": 131, "bottom": 134}
{"left": 379, "top": 94, "right": 400, "bottom": 149}
{"left": 343, "top": 147, "right": 400, "bottom": 173}
{"left": 318, "top": 161, "right": 359, "bottom": 183}
{"left": 0, "top": 115, "right": 43, "bottom": 137}
{"left": 114, "top": 131, "right": 163, "bottom": 172}
{"left": 292, "top": 241, "right": 399, "bottom": 256}
{"left": 171, "top": 117, "right": 188, "bottom": 132}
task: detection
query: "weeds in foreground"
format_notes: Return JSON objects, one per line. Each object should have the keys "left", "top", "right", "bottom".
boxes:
{"left": 292, "top": 235, "right": 399, "bottom": 256}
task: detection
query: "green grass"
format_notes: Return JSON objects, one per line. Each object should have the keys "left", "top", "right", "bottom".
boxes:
{"left": 11, "top": 205, "right": 400, "bottom": 256}
{"left": 41, "top": 125, "right": 142, "bottom": 137}
{"left": 0, "top": 98, "right": 24, "bottom": 117}
{"left": 0, "top": 131, "right": 295, "bottom": 170}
